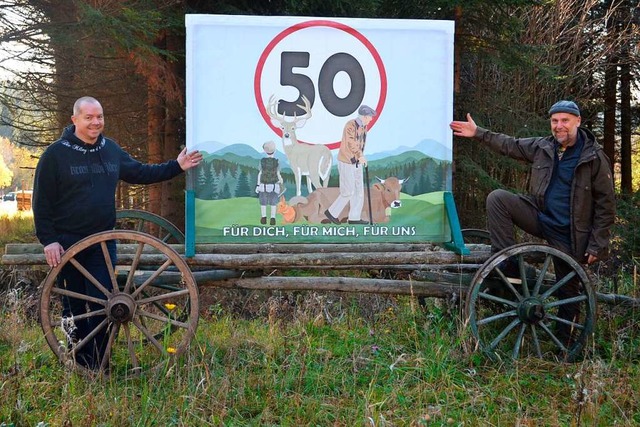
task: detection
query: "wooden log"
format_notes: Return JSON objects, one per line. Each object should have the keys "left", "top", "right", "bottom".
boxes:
{"left": 110, "top": 269, "right": 464, "bottom": 297}
{"left": 596, "top": 292, "right": 640, "bottom": 308}
{"left": 3, "top": 242, "right": 491, "bottom": 255}
{"left": 212, "top": 276, "right": 467, "bottom": 298}
{"left": 1, "top": 250, "right": 491, "bottom": 268}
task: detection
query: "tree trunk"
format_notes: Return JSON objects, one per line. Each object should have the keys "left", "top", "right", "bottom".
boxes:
{"left": 619, "top": 52, "right": 632, "bottom": 194}
{"left": 161, "top": 30, "right": 186, "bottom": 230}
{"left": 147, "top": 90, "right": 164, "bottom": 208}
{"left": 602, "top": 9, "right": 617, "bottom": 166}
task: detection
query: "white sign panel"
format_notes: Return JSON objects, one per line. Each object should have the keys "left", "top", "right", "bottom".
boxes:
{"left": 186, "top": 15, "right": 455, "bottom": 245}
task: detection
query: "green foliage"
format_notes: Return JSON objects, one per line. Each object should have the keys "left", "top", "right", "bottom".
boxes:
{"left": 610, "top": 192, "right": 640, "bottom": 268}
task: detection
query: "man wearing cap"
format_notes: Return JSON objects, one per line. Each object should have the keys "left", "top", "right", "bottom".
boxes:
{"left": 325, "top": 105, "right": 377, "bottom": 225}
{"left": 450, "top": 100, "right": 615, "bottom": 344}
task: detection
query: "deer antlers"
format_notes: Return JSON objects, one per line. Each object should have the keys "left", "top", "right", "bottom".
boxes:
{"left": 266, "top": 95, "right": 312, "bottom": 124}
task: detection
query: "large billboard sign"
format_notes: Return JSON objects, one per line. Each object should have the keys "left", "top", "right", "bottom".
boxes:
{"left": 185, "top": 15, "right": 456, "bottom": 247}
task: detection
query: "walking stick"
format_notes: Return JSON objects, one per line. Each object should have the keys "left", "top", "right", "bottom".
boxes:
{"left": 364, "top": 165, "right": 373, "bottom": 225}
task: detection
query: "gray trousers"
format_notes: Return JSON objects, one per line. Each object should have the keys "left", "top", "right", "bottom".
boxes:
{"left": 486, "top": 189, "right": 580, "bottom": 331}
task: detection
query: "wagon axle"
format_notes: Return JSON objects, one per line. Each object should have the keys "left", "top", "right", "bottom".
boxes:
{"left": 107, "top": 294, "right": 136, "bottom": 323}
{"left": 518, "top": 298, "right": 545, "bottom": 324}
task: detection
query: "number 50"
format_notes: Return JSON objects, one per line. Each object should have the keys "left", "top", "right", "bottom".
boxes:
{"left": 278, "top": 51, "right": 366, "bottom": 117}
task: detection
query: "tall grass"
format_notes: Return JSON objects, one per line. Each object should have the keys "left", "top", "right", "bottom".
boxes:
{"left": 0, "top": 209, "right": 37, "bottom": 251}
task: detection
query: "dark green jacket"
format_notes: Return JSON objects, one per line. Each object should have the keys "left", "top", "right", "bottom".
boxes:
{"left": 475, "top": 126, "right": 616, "bottom": 261}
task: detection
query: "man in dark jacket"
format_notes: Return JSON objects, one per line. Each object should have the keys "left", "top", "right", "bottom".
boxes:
{"left": 450, "top": 100, "right": 615, "bottom": 343}
{"left": 33, "top": 96, "right": 202, "bottom": 372}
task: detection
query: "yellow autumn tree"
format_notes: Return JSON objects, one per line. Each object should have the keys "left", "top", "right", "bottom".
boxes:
{"left": 0, "top": 153, "right": 12, "bottom": 188}
{"left": 0, "top": 137, "right": 40, "bottom": 191}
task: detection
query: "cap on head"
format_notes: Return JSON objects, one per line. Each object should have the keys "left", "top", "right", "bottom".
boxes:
{"left": 548, "top": 100, "right": 580, "bottom": 117}
{"left": 358, "top": 105, "right": 377, "bottom": 117}
{"left": 263, "top": 141, "right": 276, "bottom": 155}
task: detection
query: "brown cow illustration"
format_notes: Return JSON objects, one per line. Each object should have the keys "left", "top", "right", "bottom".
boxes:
{"left": 278, "top": 176, "right": 407, "bottom": 224}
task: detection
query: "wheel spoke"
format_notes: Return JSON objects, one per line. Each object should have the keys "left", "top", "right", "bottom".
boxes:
{"left": 538, "top": 321, "right": 568, "bottom": 352}
{"left": 130, "top": 259, "right": 175, "bottom": 298}
{"left": 540, "top": 270, "right": 577, "bottom": 299}
{"left": 51, "top": 287, "right": 108, "bottom": 306}
{"left": 530, "top": 324, "right": 543, "bottom": 357}
{"left": 137, "top": 288, "right": 190, "bottom": 305}
{"left": 137, "top": 309, "right": 190, "bottom": 329}
{"left": 511, "top": 323, "right": 527, "bottom": 359}
{"left": 101, "top": 323, "right": 120, "bottom": 370}
{"left": 68, "top": 258, "right": 112, "bottom": 298}
{"left": 132, "top": 318, "right": 167, "bottom": 354}
{"left": 532, "top": 254, "right": 553, "bottom": 296}
{"left": 545, "top": 294, "right": 587, "bottom": 308}
{"left": 476, "top": 309, "right": 517, "bottom": 326}
{"left": 51, "top": 310, "right": 107, "bottom": 328}
{"left": 100, "top": 241, "right": 119, "bottom": 295}
{"left": 545, "top": 313, "right": 584, "bottom": 331}
{"left": 478, "top": 290, "right": 519, "bottom": 307}
{"left": 124, "top": 242, "right": 146, "bottom": 294}
{"left": 492, "top": 270, "right": 523, "bottom": 301}
{"left": 123, "top": 323, "right": 140, "bottom": 372}
{"left": 486, "top": 318, "right": 521, "bottom": 352}
{"left": 517, "top": 255, "right": 530, "bottom": 298}
{"left": 73, "top": 317, "right": 109, "bottom": 354}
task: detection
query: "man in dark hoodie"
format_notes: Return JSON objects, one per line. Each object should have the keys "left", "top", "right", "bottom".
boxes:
{"left": 450, "top": 100, "right": 615, "bottom": 344}
{"left": 33, "top": 96, "right": 202, "bottom": 371}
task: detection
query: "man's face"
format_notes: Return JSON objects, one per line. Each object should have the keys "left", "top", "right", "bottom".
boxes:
{"left": 550, "top": 112, "right": 581, "bottom": 146}
{"left": 362, "top": 115, "right": 373, "bottom": 126}
{"left": 71, "top": 101, "right": 104, "bottom": 144}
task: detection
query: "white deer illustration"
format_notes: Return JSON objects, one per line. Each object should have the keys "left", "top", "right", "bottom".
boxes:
{"left": 266, "top": 95, "right": 332, "bottom": 197}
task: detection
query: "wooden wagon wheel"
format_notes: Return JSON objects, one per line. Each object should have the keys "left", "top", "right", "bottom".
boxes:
{"left": 115, "top": 209, "right": 185, "bottom": 244}
{"left": 465, "top": 243, "right": 596, "bottom": 362}
{"left": 461, "top": 228, "right": 491, "bottom": 244}
{"left": 39, "top": 230, "right": 199, "bottom": 375}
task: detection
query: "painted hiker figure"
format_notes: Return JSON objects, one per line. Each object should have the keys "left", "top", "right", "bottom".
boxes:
{"left": 324, "top": 105, "right": 377, "bottom": 225}
{"left": 450, "top": 100, "right": 615, "bottom": 345}
{"left": 256, "top": 140, "right": 283, "bottom": 225}
{"left": 32, "top": 96, "right": 202, "bottom": 373}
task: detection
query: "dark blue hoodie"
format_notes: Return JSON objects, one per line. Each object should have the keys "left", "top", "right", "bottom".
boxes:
{"left": 33, "top": 126, "right": 183, "bottom": 246}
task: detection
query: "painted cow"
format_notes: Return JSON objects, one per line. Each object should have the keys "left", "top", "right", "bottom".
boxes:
{"left": 280, "top": 176, "right": 406, "bottom": 224}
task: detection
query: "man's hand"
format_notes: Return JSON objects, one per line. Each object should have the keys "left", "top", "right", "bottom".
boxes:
{"left": 358, "top": 156, "right": 367, "bottom": 167}
{"left": 449, "top": 113, "right": 478, "bottom": 138}
{"left": 586, "top": 254, "right": 598, "bottom": 265}
{"left": 44, "top": 242, "right": 64, "bottom": 268}
{"left": 177, "top": 147, "right": 203, "bottom": 171}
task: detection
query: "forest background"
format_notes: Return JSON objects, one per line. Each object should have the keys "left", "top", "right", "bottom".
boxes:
{"left": 0, "top": 0, "right": 638, "bottom": 235}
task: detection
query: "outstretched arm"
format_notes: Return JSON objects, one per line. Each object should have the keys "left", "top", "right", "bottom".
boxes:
{"left": 177, "top": 147, "right": 203, "bottom": 170}
{"left": 449, "top": 113, "right": 478, "bottom": 138}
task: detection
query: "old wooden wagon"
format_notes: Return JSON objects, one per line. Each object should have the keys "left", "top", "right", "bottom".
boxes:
{"left": 4, "top": 206, "right": 633, "bottom": 376}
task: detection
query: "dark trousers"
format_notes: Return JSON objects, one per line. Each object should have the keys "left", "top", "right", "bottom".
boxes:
{"left": 58, "top": 233, "right": 117, "bottom": 368}
{"left": 486, "top": 189, "right": 580, "bottom": 332}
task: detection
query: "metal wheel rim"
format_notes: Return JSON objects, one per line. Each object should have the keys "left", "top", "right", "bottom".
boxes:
{"left": 115, "top": 209, "right": 185, "bottom": 244}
